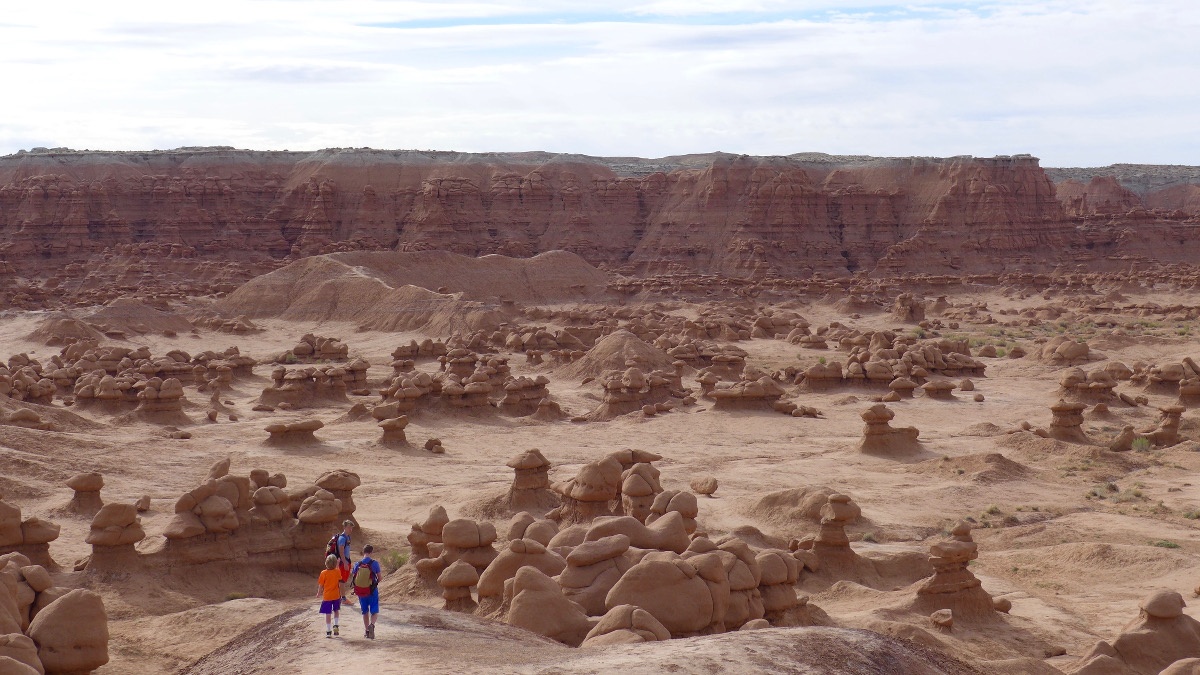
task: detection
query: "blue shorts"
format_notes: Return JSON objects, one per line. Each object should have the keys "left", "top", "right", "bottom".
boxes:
{"left": 319, "top": 599, "right": 341, "bottom": 614}
{"left": 359, "top": 591, "right": 379, "bottom": 615}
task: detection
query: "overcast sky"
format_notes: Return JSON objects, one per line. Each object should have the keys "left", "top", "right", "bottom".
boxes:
{"left": 1, "top": 1, "right": 1196, "bottom": 166}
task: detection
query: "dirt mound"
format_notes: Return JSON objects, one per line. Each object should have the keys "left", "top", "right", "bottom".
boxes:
{"left": 215, "top": 250, "right": 608, "bottom": 333}
{"left": 955, "top": 422, "right": 1006, "bottom": 437}
{"left": 220, "top": 249, "right": 608, "bottom": 310}
{"left": 988, "top": 542, "right": 1194, "bottom": 590}
{"left": 24, "top": 315, "right": 106, "bottom": 344}
{"left": 0, "top": 398, "right": 106, "bottom": 434}
{"left": 557, "top": 330, "right": 676, "bottom": 380}
{"left": 180, "top": 603, "right": 975, "bottom": 674}
{"left": 909, "top": 453, "right": 1032, "bottom": 484}
{"left": 743, "top": 486, "right": 839, "bottom": 528}
{"left": 85, "top": 298, "right": 194, "bottom": 335}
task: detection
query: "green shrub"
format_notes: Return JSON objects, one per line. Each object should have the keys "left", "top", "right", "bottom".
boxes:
{"left": 225, "top": 592, "right": 249, "bottom": 601}
{"left": 860, "top": 532, "right": 878, "bottom": 543}
{"left": 1132, "top": 437, "right": 1152, "bottom": 453}
{"left": 1152, "top": 540, "right": 1181, "bottom": 549}
{"left": 381, "top": 550, "right": 409, "bottom": 573}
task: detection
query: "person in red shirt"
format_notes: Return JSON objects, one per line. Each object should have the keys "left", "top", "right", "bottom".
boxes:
{"left": 316, "top": 554, "right": 343, "bottom": 637}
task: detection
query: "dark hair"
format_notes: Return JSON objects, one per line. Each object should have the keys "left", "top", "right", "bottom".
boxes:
{"left": 363, "top": 544, "right": 374, "bottom": 554}
{"left": 342, "top": 520, "right": 354, "bottom": 528}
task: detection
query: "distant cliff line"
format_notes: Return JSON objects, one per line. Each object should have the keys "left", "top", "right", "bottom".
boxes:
{"left": 1, "top": 149, "right": 1197, "bottom": 277}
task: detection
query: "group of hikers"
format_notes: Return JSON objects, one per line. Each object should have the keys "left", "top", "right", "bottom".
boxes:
{"left": 316, "top": 520, "right": 382, "bottom": 639}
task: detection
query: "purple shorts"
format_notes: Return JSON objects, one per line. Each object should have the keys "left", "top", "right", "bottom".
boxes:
{"left": 319, "top": 599, "right": 341, "bottom": 614}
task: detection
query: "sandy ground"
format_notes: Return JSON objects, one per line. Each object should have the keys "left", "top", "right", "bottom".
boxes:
{"left": 3, "top": 285, "right": 1200, "bottom": 674}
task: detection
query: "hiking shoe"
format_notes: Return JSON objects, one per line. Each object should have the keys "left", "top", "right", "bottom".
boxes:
{"left": 332, "top": 625, "right": 339, "bottom": 636}
{"left": 326, "top": 631, "right": 332, "bottom": 638}
{"left": 364, "top": 630, "right": 371, "bottom": 639}
{"left": 368, "top": 624, "right": 375, "bottom": 640}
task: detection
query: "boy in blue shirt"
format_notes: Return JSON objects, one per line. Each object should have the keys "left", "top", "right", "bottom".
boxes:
{"left": 351, "top": 544, "right": 383, "bottom": 639}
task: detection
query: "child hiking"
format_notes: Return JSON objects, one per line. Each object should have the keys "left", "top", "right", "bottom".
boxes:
{"left": 316, "top": 554, "right": 342, "bottom": 637}
{"left": 351, "top": 544, "right": 383, "bottom": 639}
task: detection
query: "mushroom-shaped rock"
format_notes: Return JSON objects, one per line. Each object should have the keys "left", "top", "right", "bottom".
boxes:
{"left": 264, "top": 419, "right": 324, "bottom": 444}
{"left": 416, "top": 519, "right": 499, "bottom": 580}
{"left": 27, "top": 589, "right": 109, "bottom": 674}
{"left": 581, "top": 604, "right": 672, "bottom": 647}
{"left": 858, "top": 403, "right": 921, "bottom": 455}
{"left": 315, "top": 470, "right": 360, "bottom": 520}
{"left": 505, "top": 449, "right": 558, "bottom": 512}
{"left": 65, "top": 473, "right": 104, "bottom": 516}
{"left": 378, "top": 415, "right": 409, "bottom": 444}
{"left": 85, "top": 503, "right": 145, "bottom": 547}
{"left": 438, "top": 560, "right": 479, "bottom": 612}
{"left": 1049, "top": 399, "right": 1089, "bottom": 443}
{"left": 1069, "top": 590, "right": 1200, "bottom": 675}
{"left": 920, "top": 380, "right": 957, "bottom": 400}
{"left": 550, "top": 455, "right": 622, "bottom": 525}
{"left": 914, "top": 521, "right": 995, "bottom": 620}
{"left": 297, "top": 490, "right": 342, "bottom": 524}
{"left": 619, "top": 463, "right": 661, "bottom": 523}
{"left": 507, "top": 567, "right": 594, "bottom": 647}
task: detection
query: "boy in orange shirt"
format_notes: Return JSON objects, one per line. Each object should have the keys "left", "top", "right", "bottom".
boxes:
{"left": 316, "top": 554, "right": 343, "bottom": 637}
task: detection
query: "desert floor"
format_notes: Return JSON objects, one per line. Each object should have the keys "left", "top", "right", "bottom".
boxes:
{"left": 3, "top": 284, "right": 1200, "bottom": 674}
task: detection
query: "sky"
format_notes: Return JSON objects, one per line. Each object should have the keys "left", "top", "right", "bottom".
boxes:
{"left": 1, "top": 0, "right": 1197, "bottom": 166}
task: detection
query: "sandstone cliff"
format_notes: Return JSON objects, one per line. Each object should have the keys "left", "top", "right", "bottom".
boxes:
{"left": 1, "top": 148, "right": 1197, "bottom": 280}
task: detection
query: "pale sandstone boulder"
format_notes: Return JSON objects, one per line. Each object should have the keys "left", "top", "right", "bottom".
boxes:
{"left": 645, "top": 491, "right": 699, "bottom": 535}
{"left": 580, "top": 604, "right": 671, "bottom": 647}
{"left": 0, "top": 655, "right": 40, "bottom": 675}
{"left": 604, "top": 558, "right": 717, "bottom": 636}
{"left": 477, "top": 539, "right": 566, "bottom": 601}
{"left": 407, "top": 505, "right": 449, "bottom": 560}
{"left": 27, "top": 589, "right": 109, "bottom": 674}
{"left": 558, "top": 534, "right": 632, "bottom": 616}
{"left": 507, "top": 567, "right": 594, "bottom": 647}
{"left": 0, "top": 634, "right": 40, "bottom": 673}
{"left": 505, "top": 512, "right": 557, "bottom": 546}
{"left": 18, "top": 567, "right": 51, "bottom": 594}
{"left": 584, "top": 512, "right": 689, "bottom": 554}
{"left": 756, "top": 549, "right": 801, "bottom": 621}
{"left": 690, "top": 476, "right": 718, "bottom": 497}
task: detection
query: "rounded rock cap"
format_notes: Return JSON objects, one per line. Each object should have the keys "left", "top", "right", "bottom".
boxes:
{"left": 1142, "top": 590, "right": 1186, "bottom": 619}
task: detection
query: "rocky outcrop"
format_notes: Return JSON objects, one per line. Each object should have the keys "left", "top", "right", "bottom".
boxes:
{"left": 6, "top": 149, "right": 1195, "bottom": 279}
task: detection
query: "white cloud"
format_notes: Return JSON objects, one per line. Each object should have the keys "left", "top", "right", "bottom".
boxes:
{"left": 2, "top": 0, "right": 1197, "bottom": 165}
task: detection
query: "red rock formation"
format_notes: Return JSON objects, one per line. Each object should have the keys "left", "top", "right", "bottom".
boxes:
{"left": 2, "top": 148, "right": 1197, "bottom": 283}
